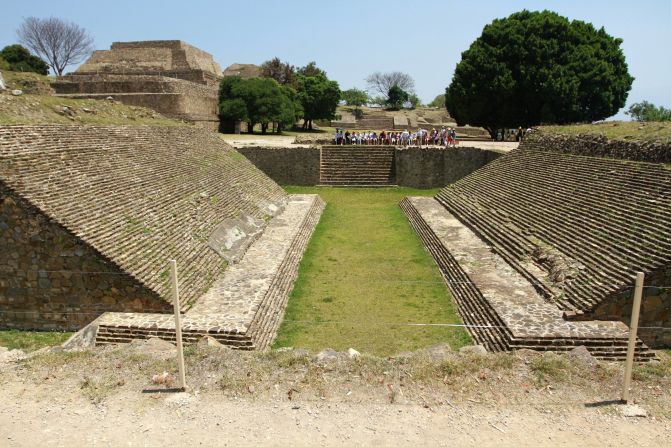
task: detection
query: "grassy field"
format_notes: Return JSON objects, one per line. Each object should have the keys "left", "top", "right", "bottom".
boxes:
{"left": 541, "top": 121, "right": 671, "bottom": 143}
{"left": 273, "top": 187, "right": 470, "bottom": 356}
{"left": 0, "top": 330, "right": 72, "bottom": 352}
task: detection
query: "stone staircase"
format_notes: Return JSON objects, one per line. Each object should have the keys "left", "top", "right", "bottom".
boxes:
{"left": 319, "top": 145, "right": 396, "bottom": 186}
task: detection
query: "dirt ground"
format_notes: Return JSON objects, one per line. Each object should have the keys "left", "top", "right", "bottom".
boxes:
{"left": 0, "top": 340, "right": 669, "bottom": 446}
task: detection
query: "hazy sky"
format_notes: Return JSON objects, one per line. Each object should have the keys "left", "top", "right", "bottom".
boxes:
{"left": 2, "top": 0, "right": 669, "bottom": 119}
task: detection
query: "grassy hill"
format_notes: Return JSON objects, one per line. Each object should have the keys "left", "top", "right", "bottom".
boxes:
{"left": 540, "top": 121, "right": 671, "bottom": 144}
{"left": 0, "top": 71, "right": 187, "bottom": 127}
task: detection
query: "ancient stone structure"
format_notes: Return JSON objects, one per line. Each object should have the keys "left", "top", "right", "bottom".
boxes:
{"left": 222, "top": 63, "right": 262, "bottom": 79}
{"left": 51, "top": 41, "right": 222, "bottom": 129}
{"left": 402, "top": 134, "right": 671, "bottom": 358}
{"left": 237, "top": 145, "right": 504, "bottom": 187}
{"left": 0, "top": 125, "right": 304, "bottom": 336}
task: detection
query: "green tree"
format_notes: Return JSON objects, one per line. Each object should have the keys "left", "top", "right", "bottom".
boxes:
{"left": 296, "top": 74, "right": 341, "bottom": 130}
{"left": 341, "top": 88, "right": 369, "bottom": 107}
{"left": 0, "top": 44, "right": 49, "bottom": 75}
{"left": 219, "top": 76, "right": 299, "bottom": 134}
{"left": 297, "top": 61, "right": 326, "bottom": 78}
{"left": 428, "top": 94, "right": 445, "bottom": 108}
{"left": 260, "top": 57, "right": 295, "bottom": 86}
{"left": 408, "top": 93, "right": 422, "bottom": 109}
{"left": 445, "top": 10, "right": 634, "bottom": 137}
{"left": 386, "top": 85, "right": 408, "bottom": 110}
{"left": 626, "top": 101, "right": 671, "bottom": 122}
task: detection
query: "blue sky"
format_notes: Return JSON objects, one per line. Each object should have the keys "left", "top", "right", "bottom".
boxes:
{"left": 2, "top": 0, "right": 669, "bottom": 119}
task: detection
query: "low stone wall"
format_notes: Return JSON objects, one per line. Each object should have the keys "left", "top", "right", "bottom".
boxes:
{"left": 236, "top": 147, "right": 321, "bottom": 186}
{"left": 236, "top": 146, "right": 503, "bottom": 188}
{"left": 395, "top": 147, "right": 504, "bottom": 188}
{"left": 594, "top": 266, "right": 671, "bottom": 347}
{"left": 521, "top": 132, "right": 671, "bottom": 163}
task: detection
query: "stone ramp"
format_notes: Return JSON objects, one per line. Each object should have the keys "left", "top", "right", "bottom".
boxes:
{"left": 401, "top": 197, "right": 654, "bottom": 361}
{"left": 95, "top": 194, "right": 325, "bottom": 350}
{"left": 320, "top": 145, "right": 396, "bottom": 186}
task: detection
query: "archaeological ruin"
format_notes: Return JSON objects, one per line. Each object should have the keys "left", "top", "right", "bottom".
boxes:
{"left": 0, "top": 125, "right": 323, "bottom": 349}
{"left": 401, "top": 131, "right": 671, "bottom": 360}
{"left": 51, "top": 41, "right": 222, "bottom": 129}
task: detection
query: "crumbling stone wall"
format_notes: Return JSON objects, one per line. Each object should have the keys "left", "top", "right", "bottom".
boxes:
{"left": 594, "top": 266, "right": 671, "bottom": 347}
{"left": 520, "top": 132, "right": 671, "bottom": 163}
{"left": 0, "top": 185, "right": 171, "bottom": 331}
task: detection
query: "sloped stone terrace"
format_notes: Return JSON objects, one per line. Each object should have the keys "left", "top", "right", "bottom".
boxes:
{"left": 401, "top": 196, "right": 654, "bottom": 361}
{"left": 435, "top": 149, "right": 671, "bottom": 315}
{"left": 95, "top": 194, "right": 325, "bottom": 350}
{"left": 0, "top": 125, "right": 287, "bottom": 310}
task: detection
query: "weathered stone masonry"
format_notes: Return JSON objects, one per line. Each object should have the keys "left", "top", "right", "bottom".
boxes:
{"left": 0, "top": 125, "right": 287, "bottom": 331}
{"left": 237, "top": 145, "right": 503, "bottom": 188}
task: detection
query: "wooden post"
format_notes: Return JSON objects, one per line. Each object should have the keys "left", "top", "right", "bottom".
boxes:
{"left": 170, "top": 260, "right": 187, "bottom": 390}
{"left": 622, "top": 272, "right": 644, "bottom": 403}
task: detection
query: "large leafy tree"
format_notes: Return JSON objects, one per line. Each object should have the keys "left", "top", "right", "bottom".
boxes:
{"left": 296, "top": 73, "right": 341, "bottom": 130}
{"left": 445, "top": 10, "right": 634, "bottom": 136}
{"left": 0, "top": 44, "right": 49, "bottom": 75}
{"left": 219, "top": 76, "right": 300, "bottom": 134}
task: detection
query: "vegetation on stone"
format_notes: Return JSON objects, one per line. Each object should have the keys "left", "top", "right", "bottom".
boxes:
{"left": 274, "top": 187, "right": 470, "bottom": 356}
{"left": 0, "top": 44, "right": 49, "bottom": 75}
{"left": 445, "top": 9, "right": 634, "bottom": 136}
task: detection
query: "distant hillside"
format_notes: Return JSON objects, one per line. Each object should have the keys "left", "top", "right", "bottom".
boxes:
{"left": 0, "top": 71, "right": 187, "bottom": 126}
{"left": 540, "top": 121, "right": 671, "bottom": 144}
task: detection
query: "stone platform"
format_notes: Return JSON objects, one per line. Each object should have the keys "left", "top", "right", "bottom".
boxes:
{"left": 401, "top": 196, "right": 655, "bottom": 361}
{"left": 94, "top": 194, "right": 325, "bottom": 350}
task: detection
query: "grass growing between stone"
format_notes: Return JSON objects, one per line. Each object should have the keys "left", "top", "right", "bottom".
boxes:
{"left": 0, "top": 330, "right": 72, "bottom": 352}
{"left": 274, "top": 187, "right": 471, "bottom": 356}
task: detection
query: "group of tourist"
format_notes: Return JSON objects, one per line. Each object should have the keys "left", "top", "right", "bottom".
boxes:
{"left": 334, "top": 127, "right": 458, "bottom": 147}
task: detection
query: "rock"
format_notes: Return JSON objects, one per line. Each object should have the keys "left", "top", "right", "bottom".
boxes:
{"left": 0, "top": 347, "right": 27, "bottom": 363}
{"left": 82, "top": 107, "right": 96, "bottom": 114}
{"left": 0, "top": 71, "right": 5, "bottom": 90}
{"left": 567, "top": 345, "right": 597, "bottom": 366}
{"left": 315, "top": 348, "right": 340, "bottom": 362}
{"left": 347, "top": 348, "right": 361, "bottom": 359}
{"left": 62, "top": 322, "right": 99, "bottom": 351}
{"left": 197, "top": 335, "right": 226, "bottom": 350}
{"left": 129, "top": 337, "right": 175, "bottom": 359}
{"left": 11, "top": 89, "right": 23, "bottom": 96}
{"left": 621, "top": 404, "right": 647, "bottom": 417}
{"left": 459, "top": 345, "right": 487, "bottom": 356}
{"left": 423, "top": 343, "right": 452, "bottom": 360}
{"left": 106, "top": 96, "right": 114, "bottom": 101}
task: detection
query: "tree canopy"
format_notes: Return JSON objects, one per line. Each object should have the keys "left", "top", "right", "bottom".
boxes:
{"left": 428, "top": 94, "right": 445, "bottom": 108}
{"left": 219, "top": 76, "right": 300, "bottom": 134}
{"left": 0, "top": 44, "right": 49, "bottom": 75}
{"left": 366, "top": 71, "right": 415, "bottom": 98}
{"left": 626, "top": 101, "right": 671, "bottom": 122}
{"left": 17, "top": 16, "right": 93, "bottom": 76}
{"left": 296, "top": 73, "right": 340, "bottom": 130}
{"left": 445, "top": 10, "right": 634, "bottom": 136}
{"left": 341, "top": 88, "right": 369, "bottom": 107}
{"left": 260, "top": 57, "right": 295, "bottom": 86}
{"left": 386, "top": 85, "right": 409, "bottom": 110}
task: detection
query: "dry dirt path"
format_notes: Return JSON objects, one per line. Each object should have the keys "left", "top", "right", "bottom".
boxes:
{"left": 0, "top": 383, "right": 668, "bottom": 447}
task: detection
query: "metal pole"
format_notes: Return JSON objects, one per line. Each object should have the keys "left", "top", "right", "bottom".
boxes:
{"left": 170, "top": 259, "right": 187, "bottom": 390}
{"left": 622, "top": 272, "right": 644, "bottom": 403}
